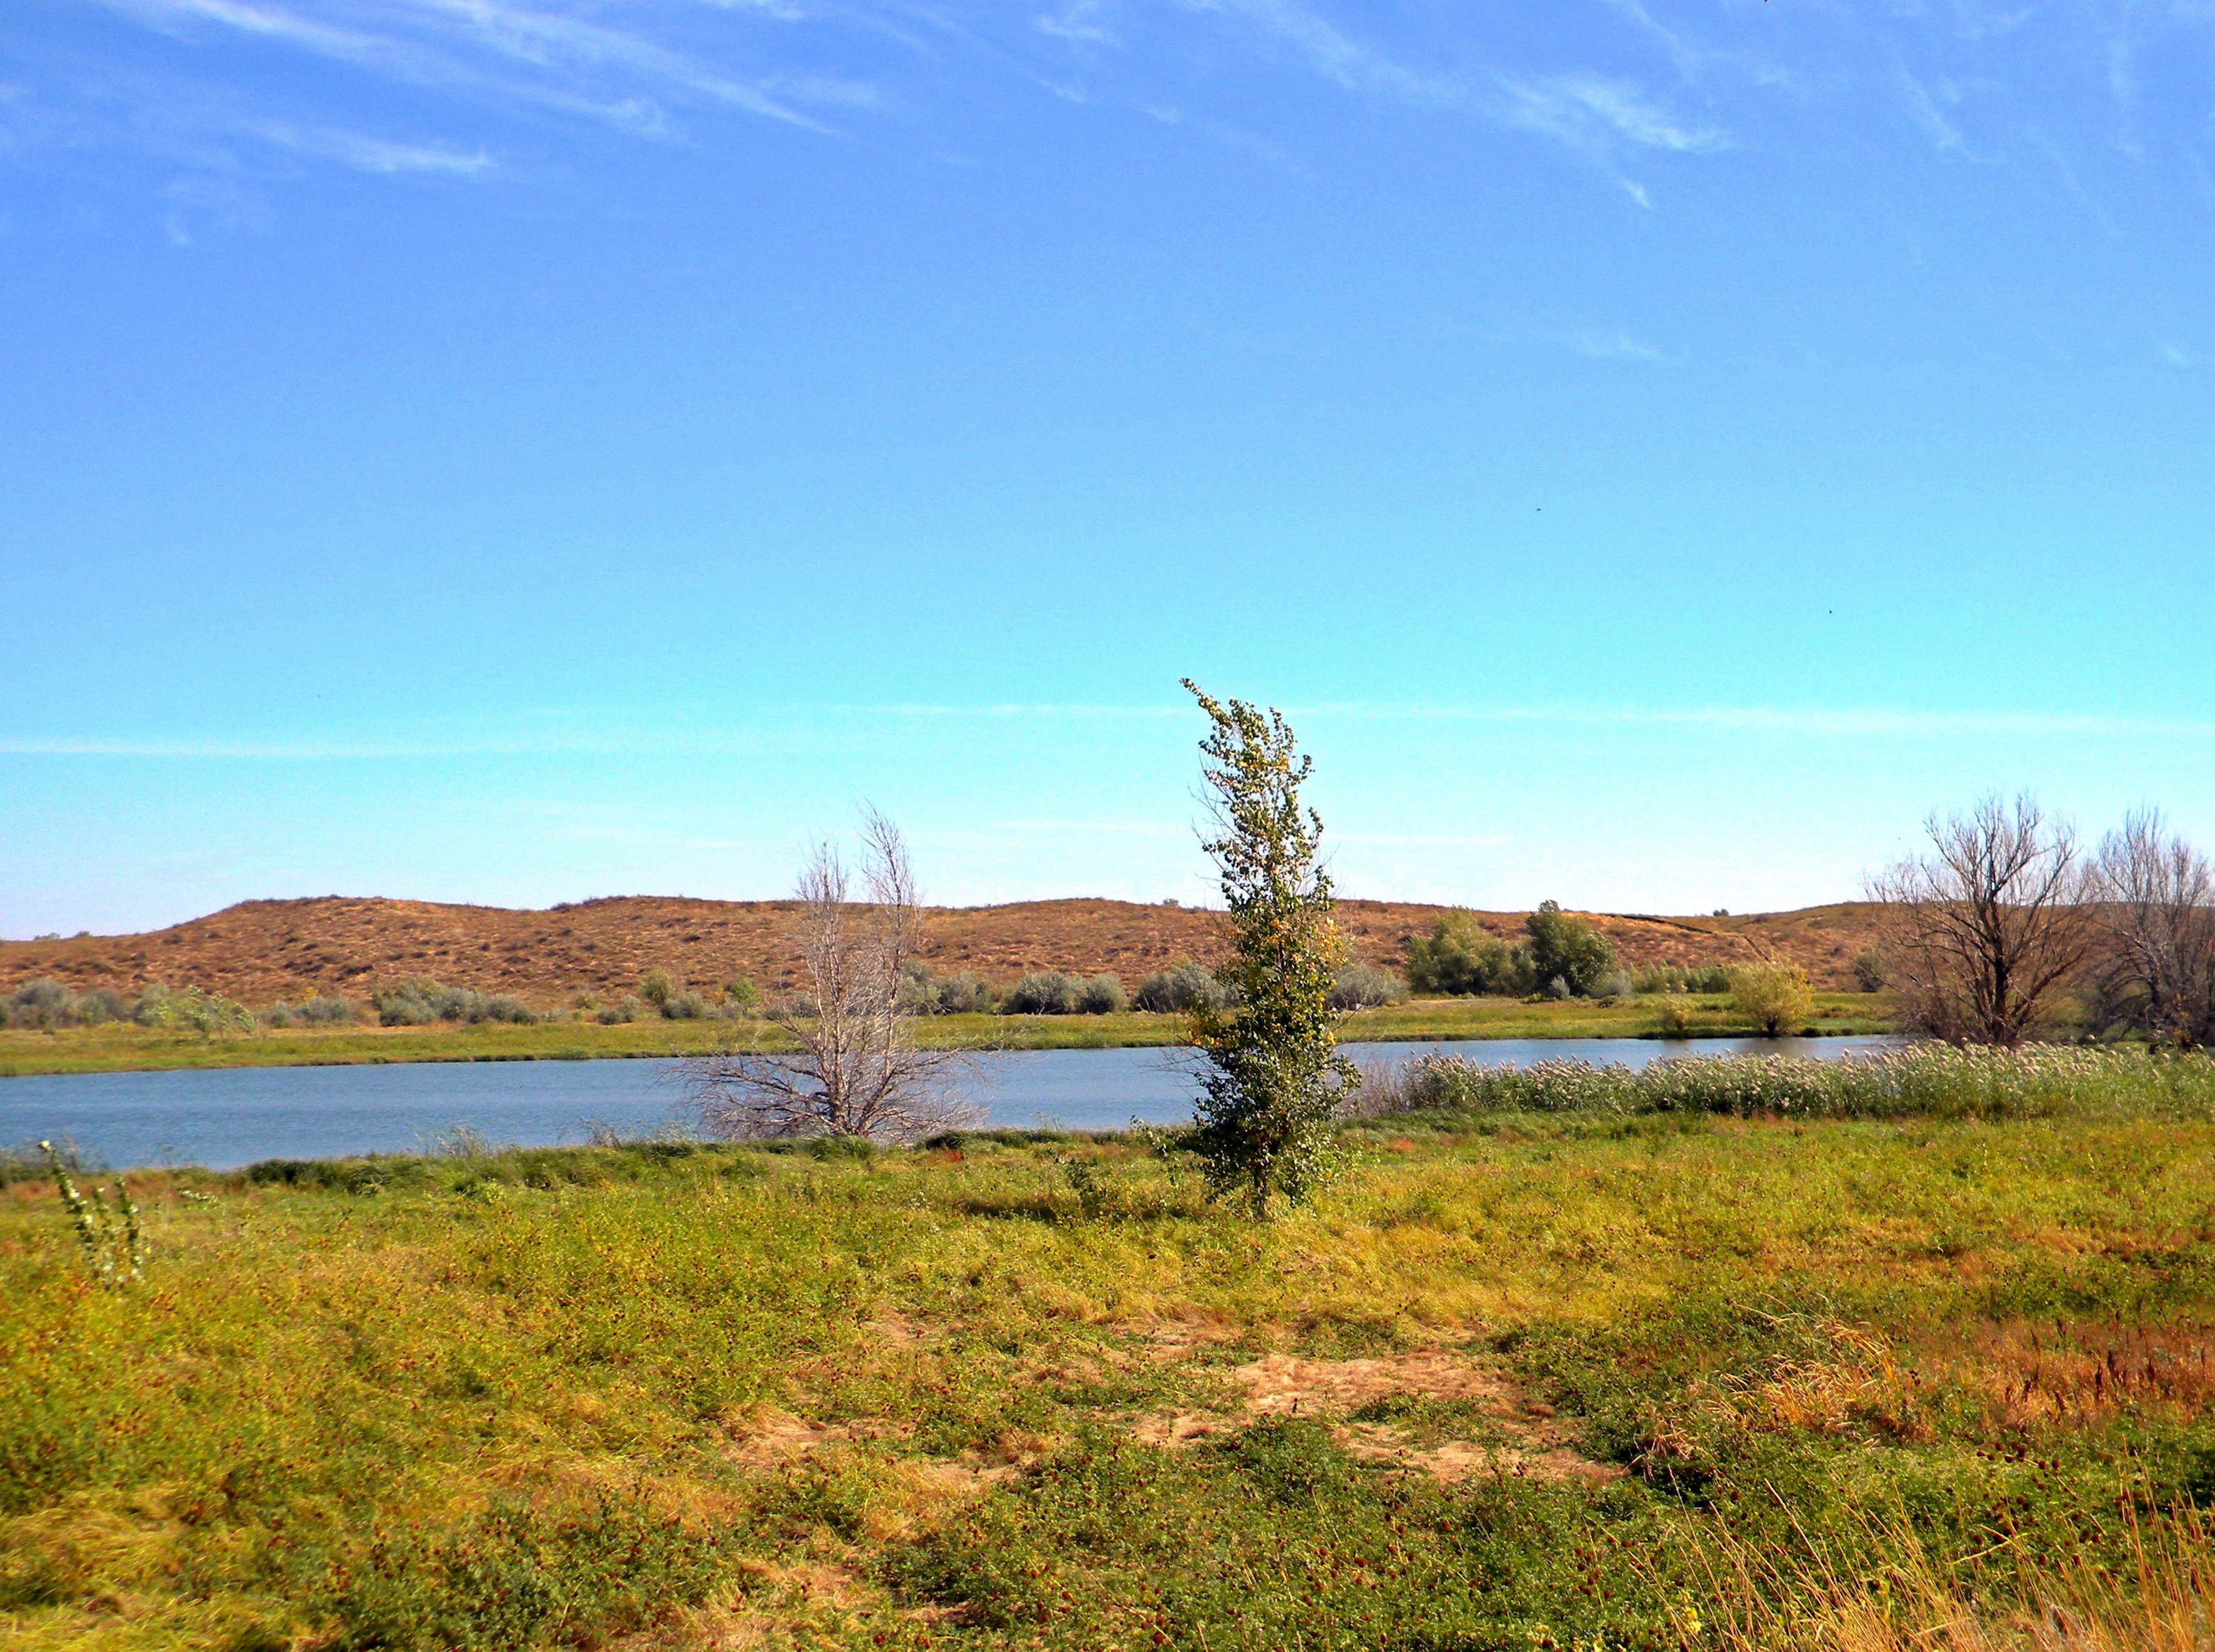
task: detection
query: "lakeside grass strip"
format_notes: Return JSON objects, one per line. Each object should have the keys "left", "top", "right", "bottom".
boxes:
{"left": 0, "top": 994, "right": 1895, "bottom": 1078}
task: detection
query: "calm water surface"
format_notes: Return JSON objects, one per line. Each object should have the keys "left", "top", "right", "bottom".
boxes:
{"left": 1, "top": 1037, "right": 1906, "bottom": 1170}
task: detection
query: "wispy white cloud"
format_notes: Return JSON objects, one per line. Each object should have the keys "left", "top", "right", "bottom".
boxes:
{"left": 249, "top": 119, "right": 492, "bottom": 173}
{"left": 1495, "top": 72, "right": 1725, "bottom": 156}
{"left": 1333, "top": 833, "right": 1510, "bottom": 847}
{"left": 13, "top": 702, "right": 2211, "bottom": 759}
{"left": 1481, "top": 320, "right": 1669, "bottom": 362}
{"left": 87, "top": 0, "right": 840, "bottom": 142}
{"left": 1033, "top": 0, "right": 1116, "bottom": 47}
{"left": 1294, "top": 704, "right": 2215, "bottom": 740}
{"left": 1894, "top": 64, "right": 1971, "bottom": 156}
{"left": 1183, "top": 0, "right": 1458, "bottom": 104}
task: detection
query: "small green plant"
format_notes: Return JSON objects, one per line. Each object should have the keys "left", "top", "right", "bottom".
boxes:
{"left": 40, "top": 1140, "right": 147, "bottom": 1288}
{"left": 1851, "top": 947, "right": 1887, "bottom": 992}
{"left": 724, "top": 977, "right": 761, "bottom": 1012}
{"left": 1053, "top": 1153, "right": 1113, "bottom": 1218}
{"left": 640, "top": 968, "right": 673, "bottom": 1009}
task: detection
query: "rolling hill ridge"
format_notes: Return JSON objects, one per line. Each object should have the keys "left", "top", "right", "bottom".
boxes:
{"left": 0, "top": 895, "right": 1885, "bottom": 1007}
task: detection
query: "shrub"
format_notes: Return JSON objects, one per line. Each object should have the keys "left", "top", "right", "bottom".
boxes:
{"left": 724, "top": 976, "right": 760, "bottom": 1012}
{"left": 295, "top": 995, "right": 357, "bottom": 1025}
{"left": 371, "top": 979, "right": 536, "bottom": 1027}
{"left": 1851, "top": 948, "right": 1887, "bottom": 992}
{"left": 69, "top": 986, "right": 129, "bottom": 1025}
{"left": 639, "top": 969, "right": 673, "bottom": 1008}
{"left": 1134, "top": 958, "right": 1230, "bottom": 1013}
{"left": 1594, "top": 969, "right": 1635, "bottom": 1001}
{"left": 4, "top": 978, "right": 70, "bottom": 1028}
{"left": 933, "top": 971, "right": 994, "bottom": 1014}
{"left": 3, "top": 980, "right": 136, "bottom": 1028}
{"left": 133, "top": 983, "right": 256, "bottom": 1034}
{"left": 1404, "top": 913, "right": 1532, "bottom": 996}
{"left": 1632, "top": 963, "right": 1732, "bottom": 995}
{"left": 1004, "top": 972, "right": 1082, "bottom": 1015}
{"left": 1729, "top": 962, "right": 1814, "bottom": 1036}
{"left": 1328, "top": 963, "right": 1405, "bottom": 1010}
{"left": 1077, "top": 973, "right": 1127, "bottom": 1014}
{"left": 1524, "top": 901, "right": 1617, "bottom": 997}
{"left": 597, "top": 994, "right": 643, "bottom": 1025}
{"left": 661, "top": 991, "right": 707, "bottom": 1020}
{"left": 899, "top": 965, "right": 1000, "bottom": 1015}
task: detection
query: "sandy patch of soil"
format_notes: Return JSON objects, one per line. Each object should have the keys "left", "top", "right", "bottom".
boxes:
{"left": 1134, "top": 1347, "right": 1622, "bottom": 1486}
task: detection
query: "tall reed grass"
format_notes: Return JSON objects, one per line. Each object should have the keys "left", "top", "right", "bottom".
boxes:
{"left": 1352, "top": 1042, "right": 2215, "bottom": 1121}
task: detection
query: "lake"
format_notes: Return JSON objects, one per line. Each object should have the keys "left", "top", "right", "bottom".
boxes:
{"left": 0, "top": 1036, "right": 1907, "bottom": 1171}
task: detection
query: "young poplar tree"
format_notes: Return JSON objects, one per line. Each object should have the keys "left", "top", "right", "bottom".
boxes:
{"left": 1181, "top": 679, "right": 1357, "bottom": 1217}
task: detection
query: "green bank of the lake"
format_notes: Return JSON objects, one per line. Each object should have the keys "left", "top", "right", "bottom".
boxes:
{"left": 0, "top": 995, "right": 1895, "bottom": 1078}
{"left": 4, "top": 1045, "right": 2209, "bottom": 1651}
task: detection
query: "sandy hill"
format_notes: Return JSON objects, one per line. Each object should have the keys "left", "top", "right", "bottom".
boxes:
{"left": 0, "top": 896, "right": 1885, "bottom": 1007}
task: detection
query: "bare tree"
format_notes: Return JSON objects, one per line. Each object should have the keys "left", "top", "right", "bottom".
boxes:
{"left": 2084, "top": 809, "right": 2215, "bottom": 1048}
{"left": 690, "top": 809, "right": 978, "bottom": 1142}
{"left": 1867, "top": 792, "right": 2093, "bottom": 1047}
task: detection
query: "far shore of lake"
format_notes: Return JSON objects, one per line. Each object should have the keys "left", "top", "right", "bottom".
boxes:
{"left": 1, "top": 993, "right": 1894, "bottom": 1078}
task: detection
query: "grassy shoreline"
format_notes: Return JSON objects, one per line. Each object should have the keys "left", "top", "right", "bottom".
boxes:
{"left": 0, "top": 993, "right": 1894, "bottom": 1077}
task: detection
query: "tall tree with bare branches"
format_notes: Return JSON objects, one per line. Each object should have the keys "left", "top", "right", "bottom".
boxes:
{"left": 2084, "top": 809, "right": 2215, "bottom": 1048}
{"left": 1867, "top": 792, "right": 2093, "bottom": 1047}
{"left": 690, "top": 810, "right": 976, "bottom": 1142}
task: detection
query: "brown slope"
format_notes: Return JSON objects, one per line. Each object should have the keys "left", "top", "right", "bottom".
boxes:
{"left": 0, "top": 895, "right": 1886, "bottom": 1007}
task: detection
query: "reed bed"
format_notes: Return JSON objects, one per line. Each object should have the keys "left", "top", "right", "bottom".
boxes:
{"left": 1353, "top": 1041, "right": 2215, "bottom": 1121}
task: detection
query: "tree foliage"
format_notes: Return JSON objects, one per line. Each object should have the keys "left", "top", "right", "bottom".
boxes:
{"left": 1728, "top": 961, "right": 1814, "bottom": 1036}
{"left": 1181, "top": 681, "right": 1357, "bottom": 1216}
{"left": 1523, "top": 902, "right": 1618, "bottom": 998}
{"left": 1405, "top": 911, "right": 1534, "bottom": 996}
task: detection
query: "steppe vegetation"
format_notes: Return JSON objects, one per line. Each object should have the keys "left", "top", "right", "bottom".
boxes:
{"left": 5, "top": 1045, "right": 2214, "bottom": 1650}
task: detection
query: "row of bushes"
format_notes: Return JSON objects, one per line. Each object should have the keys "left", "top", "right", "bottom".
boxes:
{"left": 4, "top": 958, "right": 1424, "bottom": 1032}
{"left": 1405, "top": 902, "right": 1622, "bottom": 998}
{"left": 892, "top": 958, "right": 1409, "bottom": 1017}
{"left": 5, "top": 978, "right": 260, "bottom": 1034}
{"left": 1352, "top": 1041, "right": 2215, "bottom": 1121}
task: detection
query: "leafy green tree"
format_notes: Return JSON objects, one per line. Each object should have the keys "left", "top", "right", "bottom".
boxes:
{"left": 1729, "top": 962, "right": 1814, "bottom": 1035}
{"left": 1405, "top": 911, "right": 1534, "bottom": 996}
{"left": 1181, "top": 681, "right": 1357, "bottom": 1217}
{"left": 1524, "top": 901, "right": 1617, "bottom": 997}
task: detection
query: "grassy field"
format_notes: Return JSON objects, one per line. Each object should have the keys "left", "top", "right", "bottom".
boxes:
{"left": 3, "top": 1047, "right": 2211, "bottom": 1650}
{"left": 0, "top": 995, "right": 1893, "bottom": 1077}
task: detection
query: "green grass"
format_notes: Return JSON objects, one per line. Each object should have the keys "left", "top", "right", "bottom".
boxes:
{"left": 3, "top": 1049, "right": 2210, "bottom": 1649}
{"left": 0, "top": 994, "right": 1894, "bottom": 1077}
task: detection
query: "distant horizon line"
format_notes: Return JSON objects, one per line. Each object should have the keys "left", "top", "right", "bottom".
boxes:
{"left": 0, "top": 888, "right": 1872, "bottom": 945}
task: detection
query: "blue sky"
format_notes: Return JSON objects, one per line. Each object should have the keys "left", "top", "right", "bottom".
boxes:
{"left": 4, "top": 0, "right": 2213, "bottom": 935}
